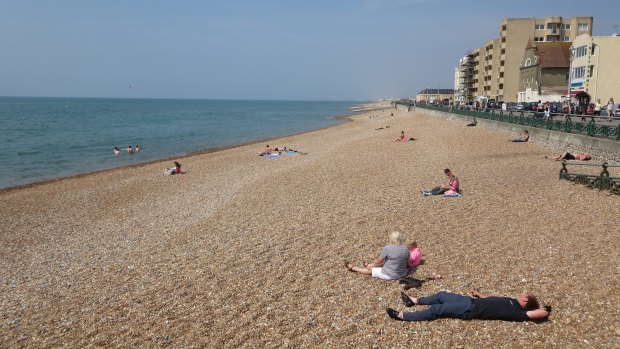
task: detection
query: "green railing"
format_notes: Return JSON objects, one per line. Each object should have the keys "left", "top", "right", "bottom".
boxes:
{"left": 411, "top": 103, "right": 620, "bottom": 141}
{"left": 559, "top": 161, "right": 620, "bottom": 195}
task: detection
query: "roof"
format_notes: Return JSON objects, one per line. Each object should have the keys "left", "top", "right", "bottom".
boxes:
{"left": 536, "top": 42, "right": 571, "bottom": 68}
{"left": 418, "top": 88, "right": 455, "bottom": 95}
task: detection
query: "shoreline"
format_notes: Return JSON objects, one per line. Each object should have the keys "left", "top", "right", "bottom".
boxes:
{"left": 0, "top": 107, "right": 378, "bottom": 193}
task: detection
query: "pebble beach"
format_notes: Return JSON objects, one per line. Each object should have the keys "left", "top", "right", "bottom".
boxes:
{"left": 1, "top": 102, "right": 619, "bottom": 348}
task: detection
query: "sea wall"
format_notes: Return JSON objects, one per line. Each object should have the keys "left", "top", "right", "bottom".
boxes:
{"left": 418, "top": 108, "right": 620, "bottom": 165}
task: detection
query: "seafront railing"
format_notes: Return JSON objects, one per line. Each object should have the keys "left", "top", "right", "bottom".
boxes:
{"left": 411, "top": 104, "right": 620, "bottom": 141}
{"left": 559, "top": 161, "right": 620, "bottom": 195}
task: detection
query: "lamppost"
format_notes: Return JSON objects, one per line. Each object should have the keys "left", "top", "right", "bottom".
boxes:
{"left": 567, "top": 45, "right": 574, "bottom": 114}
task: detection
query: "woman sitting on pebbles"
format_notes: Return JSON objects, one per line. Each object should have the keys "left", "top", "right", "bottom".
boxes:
{"left": 345, "top": 231, "right": 409, "bottom": 281}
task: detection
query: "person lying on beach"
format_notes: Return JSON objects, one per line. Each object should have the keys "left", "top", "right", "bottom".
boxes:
{"left": 422, "top": 169, "right": 460, "bottom": 197}
{"left": 386, "top": 289, "right": 551, "bottom": 322}
{"left": 113, "top": 147, "right": 120, "bottom": 156}
{"left": 393, "top": 131, "right": 415, "bottom": 142}
{"left": 165, "top": 161, "right": 182, "bottom": 175}
{"left": 259, "top": 145, "right": 275, "bottom": 156}
{"left": 546, "top": 152, "right": 592, "bottom": 161}
{"left": 344, "top": 231, "right": 409, "bottom": 281}
{"left": 465, "top": 117, "right": 477, "bottom": 127}
{"left": 510, "top": 130, "right": 529, "bottom": 142}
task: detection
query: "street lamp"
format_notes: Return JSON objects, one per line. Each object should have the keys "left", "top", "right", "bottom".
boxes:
{"left": 567, "top": 45, "right": 574, "bottom": 114}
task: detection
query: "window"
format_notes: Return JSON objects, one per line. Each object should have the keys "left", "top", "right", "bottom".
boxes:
{"left": 573, "top": 45, "right": 588, "bottom": 58}
{"left": 591, "top": 44, "right": 596, "bottom": 55}
{"left": 578, "top": 23, "right": 589, "bottom": 31}
{"left": 547, "top": 23, "right": 557, "bottom": 30}
{"left": 562, "top": 37, "right": 570, "bottom": 42}
{"left": 535, "top": 24, "right": 544, "bottom": 30}
{"left": 572, "top": 66, "right": 586, "bottom": 79}
{"left": 534, "top": 37, "right": 544, "bottom": 42}
{"left": 589, "top": 65, "right": 594, "bottom": 77}
{"left": 562, "top": 24, "right": 571, "bottom": 30}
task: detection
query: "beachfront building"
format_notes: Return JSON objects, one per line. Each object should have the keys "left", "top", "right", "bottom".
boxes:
{"left": 455, "top": 54, "right": 475, "bottom": 105}
{"left": 415, "top": 88, "right": 455, "bottom": 104}
{"left": 569, "top": 33, "right": 620, "bottom": 107}
{"left": 518, "top": 41, "right": 571, "bottom": 103}
{"left": 457, "top": 16, "right": 593, "bottom": 103}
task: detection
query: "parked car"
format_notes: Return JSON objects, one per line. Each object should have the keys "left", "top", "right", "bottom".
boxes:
{"left": 506, "top": 102, "right": 518, "bottom": 111}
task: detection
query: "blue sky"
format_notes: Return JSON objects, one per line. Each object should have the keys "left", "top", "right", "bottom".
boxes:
{"left": 1, "top": 0, "right": 618, "bottom": 100}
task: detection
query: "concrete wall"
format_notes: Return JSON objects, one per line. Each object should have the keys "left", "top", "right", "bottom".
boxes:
{"left": 418, "top": 108, "right": 620, "bottom": 164}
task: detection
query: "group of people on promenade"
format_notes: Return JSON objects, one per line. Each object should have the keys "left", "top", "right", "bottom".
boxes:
{"left": 344, "top": 230, "right": 551, "bottom": 323}
{"left": 114, "top": 145, "right": 140, "bottom": 155}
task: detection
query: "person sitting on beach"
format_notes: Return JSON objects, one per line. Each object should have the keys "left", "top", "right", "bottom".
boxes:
{"left": 386, "top": 289, "right": 551, "bottom": 322}
{"left": 465, "top": 117, "right": 477, "bottom": 127}
{"left": 344, "top": 231, "right": 409, "bottom": 281}
{"left": 113, "top": 147, "right": 120, "bottom": 156}
{"left": 127, "top": 145, "right": 134, "bottom": 153}
{"left": 406, "top": 240, "right": 422, "bottom": 269}
{"left": 510, "top": 130, "right": 529, "bottom": 142}
{"left": 165, "top": 161, "right": 182, "bottom": 175}
{"left": 422, "top": 169, "right": 460, "bottom": 197}
{"left": 393, "top": 130, "right": 415, "bottom": 142}
{"left": 259, "top": 145, "right": 275, "bottom": 156}
{"left": 546, "top": 151, "right": 592, "bottom": 161}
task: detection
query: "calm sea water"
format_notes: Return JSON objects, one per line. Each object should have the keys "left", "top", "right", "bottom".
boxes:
{"left": 0, "top": 97, "right": 358, "bottom": 189}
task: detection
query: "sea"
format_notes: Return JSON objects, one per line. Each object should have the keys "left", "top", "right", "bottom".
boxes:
{"left": 0, "top": 97, "right": 361, "bottom": 189}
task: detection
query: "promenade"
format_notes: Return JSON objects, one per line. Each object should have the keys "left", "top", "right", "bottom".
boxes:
{"left": 1, "top": 104, "right": 618, "bottom": 348}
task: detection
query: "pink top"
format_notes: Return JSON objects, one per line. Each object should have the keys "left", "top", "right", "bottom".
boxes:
{"left": 408, "top": 247, "right": 422, "bottom": 268}
{"left": 449, "top": 178, "right": 459, "bottom": 192}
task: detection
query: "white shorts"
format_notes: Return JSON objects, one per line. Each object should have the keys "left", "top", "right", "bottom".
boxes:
{"left": 371, "top": 267, "right": 395, "bottom": 280}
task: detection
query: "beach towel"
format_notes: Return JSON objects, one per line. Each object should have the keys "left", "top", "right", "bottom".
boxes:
{"left": 263, "top": 153, "right": 280, "bottom": 158}
{"left": 443, "top": 192, "right": 463, "bottom": 198}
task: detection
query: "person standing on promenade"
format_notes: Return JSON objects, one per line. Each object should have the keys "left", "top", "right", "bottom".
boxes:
{"left": 607, "top": 98, "right": 615, "bottom": 122}
{"left": 344, "top": 231, "right": 409, "bottom": 281}
{"left": 594, "top": 99, "right": 602, "bottom": 117}
{"left": 386, "top": 289, "right": 551, "bottom": 322}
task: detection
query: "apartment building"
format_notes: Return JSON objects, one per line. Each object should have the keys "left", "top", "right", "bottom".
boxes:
{"left": 415, "top": 88, "right": 455, "bottom": 104}
{"left": 569, "top": 33, "right": 620, "bottom": 106}
{"left": 456, "top": 16, "right": 593, "bottom": 103}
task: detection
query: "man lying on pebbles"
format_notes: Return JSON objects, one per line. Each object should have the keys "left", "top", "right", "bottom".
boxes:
{"left": 387, "top": 289, "right": 551, "bottom": 322}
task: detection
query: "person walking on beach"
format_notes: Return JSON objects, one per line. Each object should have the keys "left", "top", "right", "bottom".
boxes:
{"left": 422, "top": 169, "right": 459, "bottom": 196}
{"left": 386, "top": 289, "right": 551, "bottom": 322}
{"left": 344, "top": 231, "right": 409, "bottom": 281}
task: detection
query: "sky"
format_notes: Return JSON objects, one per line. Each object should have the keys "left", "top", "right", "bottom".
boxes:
{"left": 1, "top": 0, "right": 618, "bottom": 101}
